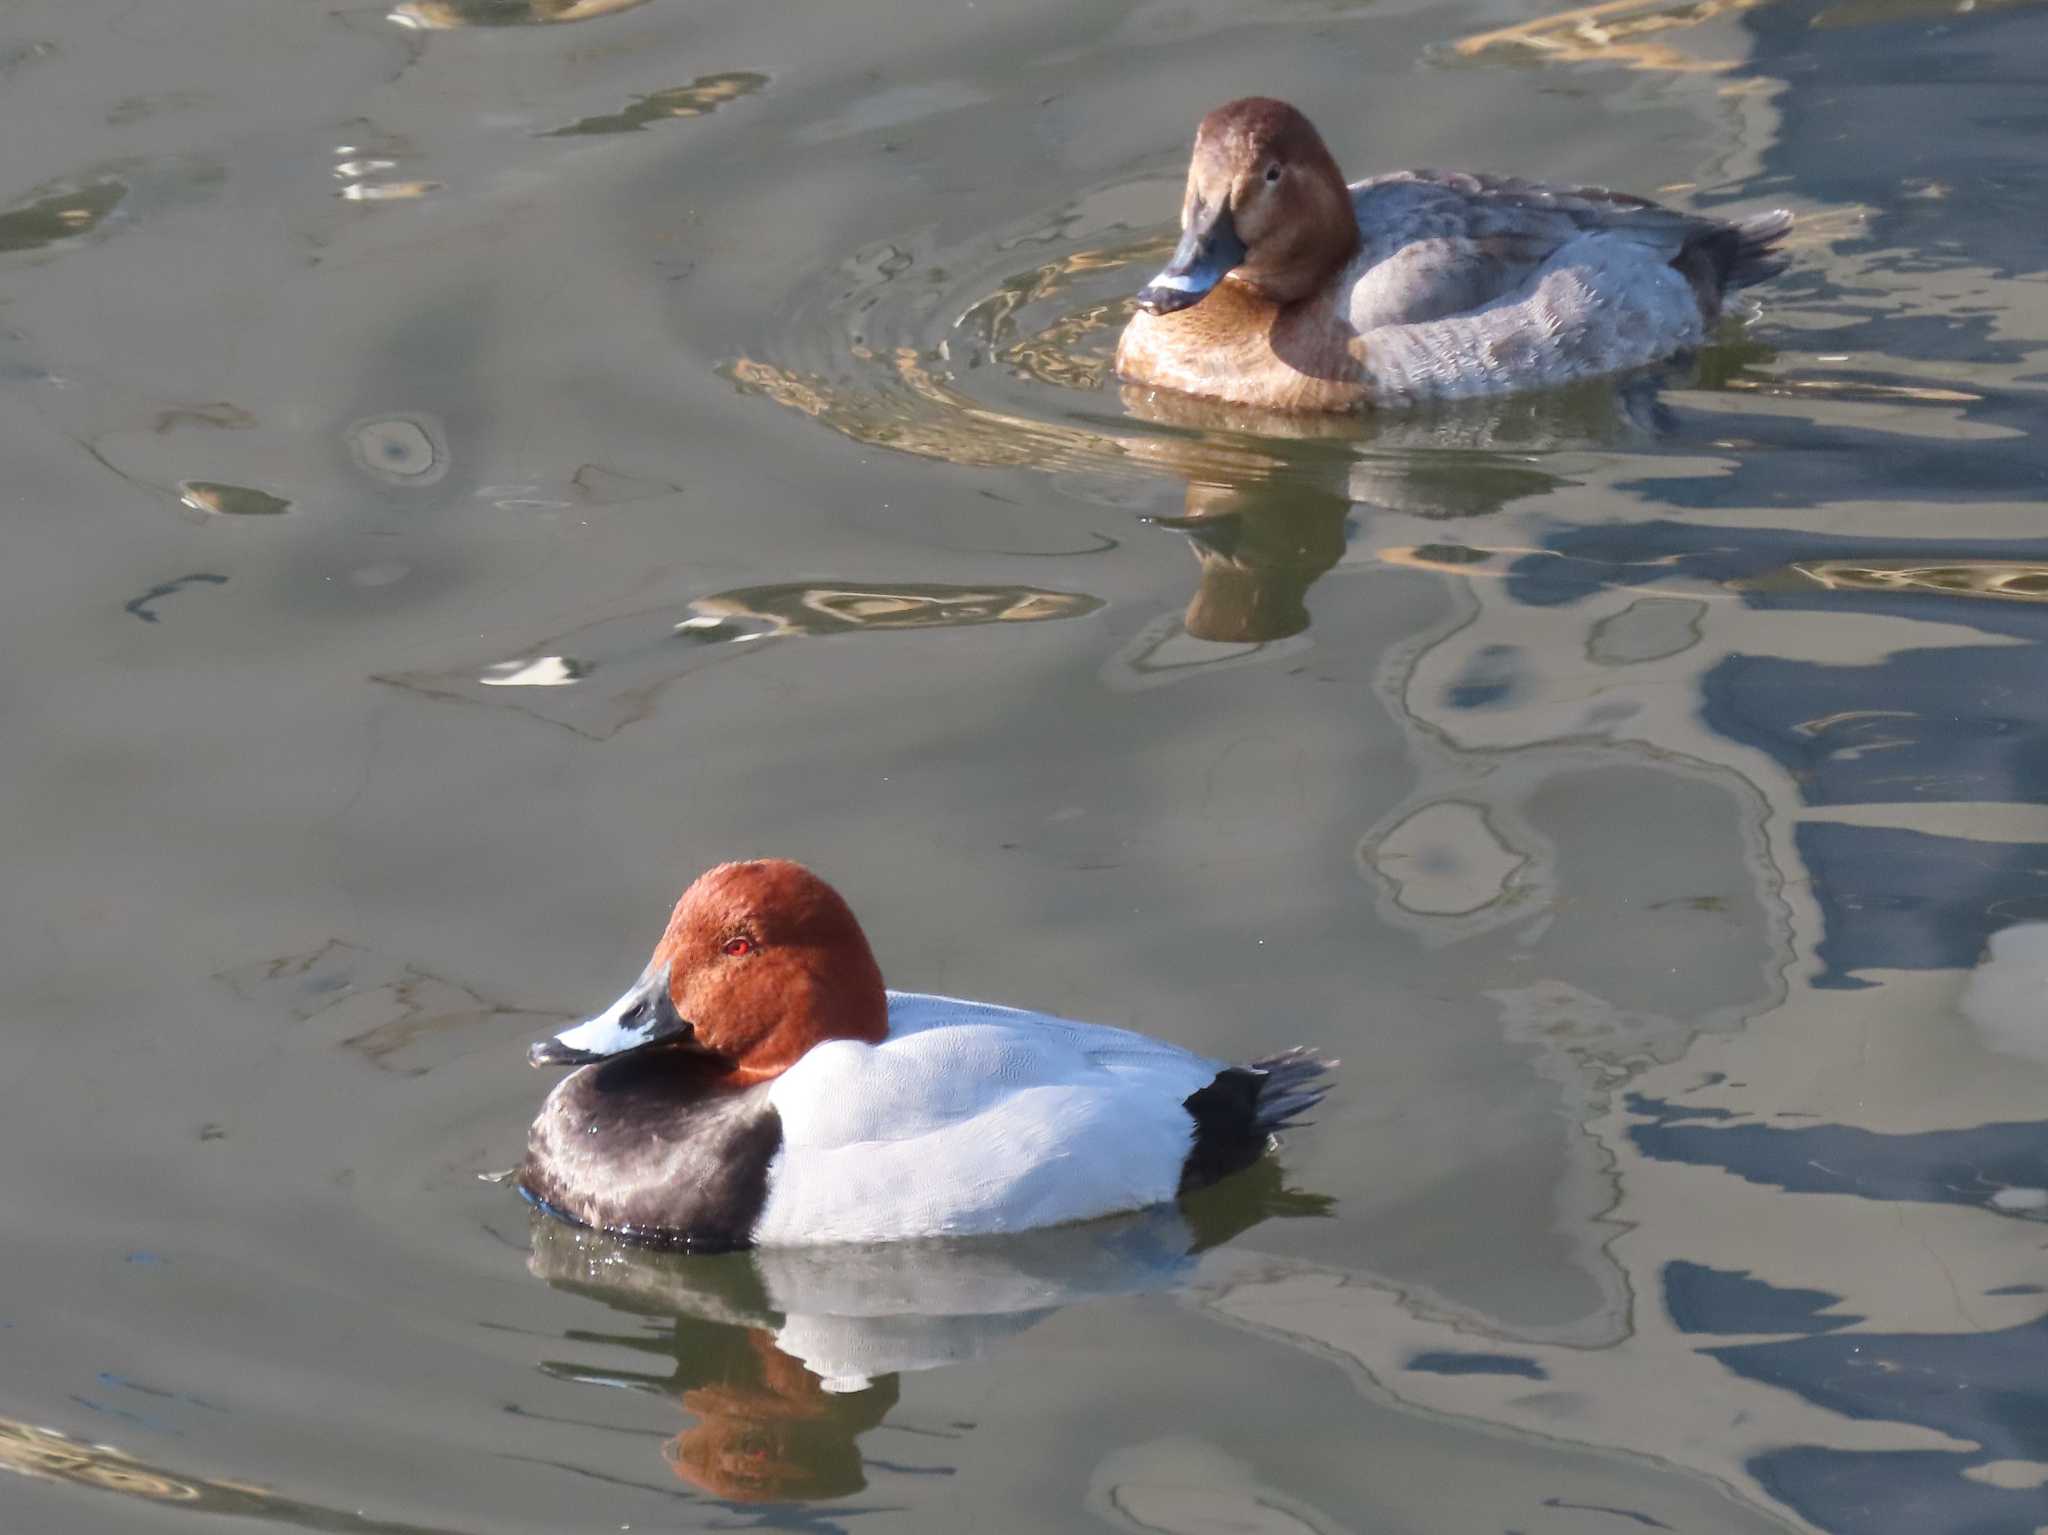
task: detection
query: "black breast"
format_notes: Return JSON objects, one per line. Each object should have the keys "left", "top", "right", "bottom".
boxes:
{"left": 518, "top": 1051, "right": 782, "bottom": 1252}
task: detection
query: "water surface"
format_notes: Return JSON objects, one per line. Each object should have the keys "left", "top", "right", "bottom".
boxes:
{"left": 5, "top": 0, "right": 2048, "bottom": 1530}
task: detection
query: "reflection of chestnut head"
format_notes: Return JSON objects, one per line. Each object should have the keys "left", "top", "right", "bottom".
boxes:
{"left": 525, "top": 1188, "right": 1331, "bottom": 1506}
{"left": 1170, "top": 485, "right": 1350, "bottom": 644}
{"left": 1184, "top": 556, "right": 1312, "bottom": 643}
{"left": 390, "top": 0, "right": 651, "bottom": 26}
{"left": 665, "top": 1327, "right": 896, "bottom": 1503}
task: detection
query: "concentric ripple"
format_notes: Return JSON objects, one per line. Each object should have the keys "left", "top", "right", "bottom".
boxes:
{"left": 724, "top": 188, "right": 1316, "bottom": 490}
{"left": 722, "top": 185, "right": 1800, "bottom": 507}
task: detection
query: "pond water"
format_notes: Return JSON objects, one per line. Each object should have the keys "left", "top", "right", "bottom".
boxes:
{"left": 4, "top": 0, "right": 2048, "bottom": 1530}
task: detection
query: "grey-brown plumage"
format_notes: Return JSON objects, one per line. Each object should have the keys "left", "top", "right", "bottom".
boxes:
{"left": 1336, "top": 173, "right": 1792, "bottom": 401}
{"left": 1118, "top": 98, "right": 1794, "bottom": 411}
{"left": 1343, "top": 170, "right": 1790, "bottom": 329}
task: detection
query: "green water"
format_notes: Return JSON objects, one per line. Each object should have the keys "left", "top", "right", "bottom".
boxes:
{"left": 4, "top": 1, "right": 2047, "bottom": 1530}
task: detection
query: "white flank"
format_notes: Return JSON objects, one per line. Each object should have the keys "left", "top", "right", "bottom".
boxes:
{"left": 751, "top": 991, "right": 1222, "bottom": 1245}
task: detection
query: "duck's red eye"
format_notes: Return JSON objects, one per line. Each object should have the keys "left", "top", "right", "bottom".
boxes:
{"left": 723, "top": 937, "right": 754, "bottom": 957}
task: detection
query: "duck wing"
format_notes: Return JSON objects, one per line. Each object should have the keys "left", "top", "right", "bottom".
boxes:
{"left": 1346, "top": 170, "right": 1781, "bottom": 330}
{"left": 754, "top": 995, "right": 1225, "bottom": 1244}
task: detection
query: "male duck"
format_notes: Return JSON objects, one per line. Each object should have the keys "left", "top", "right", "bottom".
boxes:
{"left": 1116, "top": 97, "right": 1792, "bottom": 411}
{"left": 521, "top": 859, "right": 1332, "bottom": 1248}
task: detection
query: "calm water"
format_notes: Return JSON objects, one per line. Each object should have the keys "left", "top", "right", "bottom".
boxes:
{"left": 5, "top": 0, "right": 2048, "bottom": 1530}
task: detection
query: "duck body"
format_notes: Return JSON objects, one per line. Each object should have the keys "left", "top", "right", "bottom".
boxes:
{"left": 519, "top": 862, "right": 1331, "bottom": 1250}
{"left": 1116, "top": 99, "right": 1792, "bottom": 412}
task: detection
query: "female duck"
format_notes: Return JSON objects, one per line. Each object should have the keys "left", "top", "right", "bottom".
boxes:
{"left": 521, "top": 859, "right": 1331, "bottom": 1248}
{"left": 1116, "top": 97, "right": 1792, "bottom": 411}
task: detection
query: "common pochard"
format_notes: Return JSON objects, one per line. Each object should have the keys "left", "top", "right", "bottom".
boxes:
{"left": 520, "top": 859, "right": 1332, "bottom": 1248}
{"left": 1116, "top": 97, "right": 1792, "bottom": 411}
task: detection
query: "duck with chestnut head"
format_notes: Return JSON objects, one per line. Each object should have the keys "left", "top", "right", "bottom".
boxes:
{"left": 1116, "top": 97, "right": 1792, "bottom": 412}
{"left": 520, "top": 859, "right": 1332, "bottom": 1249}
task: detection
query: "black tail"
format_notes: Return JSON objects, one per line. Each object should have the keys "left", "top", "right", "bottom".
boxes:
{"left": 1671, "top": 208, "right": 1792, "bottom": 320}
{"left": 1726, "top": 209, "right": 1794, "bottom": 289}
{"left": 1247, "top": 1047, "right": 1336, "bottom": 1134}
{"left": 1178, "top": 1049, "right": 1337, "bottom": 1194}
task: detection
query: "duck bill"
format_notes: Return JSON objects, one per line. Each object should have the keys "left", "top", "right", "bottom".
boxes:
{"left": 1135, "top": 205, "right": 1247, "bottom": 315}
{"left": 529, "top": 963, "right": 698, "bottom": 1067}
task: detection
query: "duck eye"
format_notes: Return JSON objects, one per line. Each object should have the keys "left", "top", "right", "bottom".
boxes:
{"left": 722, "top": 937, "right": 755, "bottom": 957}
{"left": 1264, "top": 163, "right": 1282, "bottom": 184}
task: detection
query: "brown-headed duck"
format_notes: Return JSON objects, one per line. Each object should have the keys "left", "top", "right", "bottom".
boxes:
{"left": 1116, "top": 97, "right": 1792, "bottom": 411}
{"left": 520, "top": 859, "right": 1332, "bottom": 1248}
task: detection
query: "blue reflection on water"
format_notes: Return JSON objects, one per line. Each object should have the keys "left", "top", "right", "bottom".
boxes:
{"left": 1505, "top": 521, "right": 2048, "bottom": 624}
{"left": 1794, "top": 824, "right": 2048, "bottom": 988}
{"left": 1500, "top": 519, "right": 2048, "bottom": 986}
{"left": 1404, "top": 1351, "right": 1547, "bottom": 1380}
{"left": 1662, "top": 1262, "right": 1859, "bottom": 1337}
{"left": 1718, "top": 1305, "right": 2048, "bottom": 1535}
{"left": 1630, "top": 1096, "right": 2048, "bottom": 1215}
{"left": 1647, "top": 1173, "right": 2048, "bottom": 1534}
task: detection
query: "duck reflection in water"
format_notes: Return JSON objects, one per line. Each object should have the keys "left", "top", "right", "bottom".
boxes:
{"left": 527, "top": 1163, "right": 1324, "bottom": 1503}
{"left": 1159, "top": 482, "right": 1352, "bottom": 645}
{"left": 662, "top": 1328, "right": 895, "bottom": 1503}
{"left": 1109, "top": 370, "right": 1708, "bottom": 682}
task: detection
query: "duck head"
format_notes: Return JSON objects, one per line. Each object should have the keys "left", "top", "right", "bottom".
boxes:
{"left": 1136, "top": 97, "right": 1360, "bottom": 317}
{"left": 529, "top": 859, "right": 887, "bottom": 1083}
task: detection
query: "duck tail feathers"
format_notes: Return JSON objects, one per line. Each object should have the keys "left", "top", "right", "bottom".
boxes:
{"left": 1247, "top": 1047, "right": 1337, "bottom": 1136}
{"left": 1177, "top": 1049, "right": 1336, "bottom": 1195}
{"left": 1672, "top": 208, "right": 1792, "bottom": 319}
{"left": 1726, "top": 208, "right": 1794, "bottom": 289}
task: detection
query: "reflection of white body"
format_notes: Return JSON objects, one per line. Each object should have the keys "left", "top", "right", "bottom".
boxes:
{"left": 530, "top": 1206, "right": 1209, "bottom": 1390}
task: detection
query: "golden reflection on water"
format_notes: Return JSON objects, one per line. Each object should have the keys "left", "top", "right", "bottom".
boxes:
{"left": 1740, "top": 559, "right": 2048, "bottom": 601}
{"left": 1448, "top": 0, "right": 1768, "bottom": 74}
{"left": 0, "top": 174, "right": 127, "bottom": 255}
{"left": 1444, "top": 0, "right": 2045, "bottom": 75}
{"left": 178, "top": 481, "right": 291, "bottom": 517}
{"left": 724, "top": 228, "right": 1311, "bottom": 486}
{"left": 997, "top": 298, "right": 1129, "bottom": 392}
{"left": 724, "top": 350, "right": 1282, "bottom": 484}
{"left": 387, "top": 0, "right": 647, "bottom": 27}
{"left": 952, "top": 234, "right": 1171, "bottom": 391}
{"left": 545, "top": 73, "right": 770, "bottom": 137}
{"left": 338, "top": 180, "right": 439, "bottom": 204}
{"left": 381, "top": 581, "right": 1105, "bottom": 738}
{"left": 0, "top": 1417, "right": 456, "bottom": 1532}
{"left": 1721, "top": 374, "right": 1979, "bottom": 405}
{"left": 0, "top": 1421, "right": 201, "bottom": 1503}
{"left": 688, "top": 581, "right": 1102, "bottom": 636}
